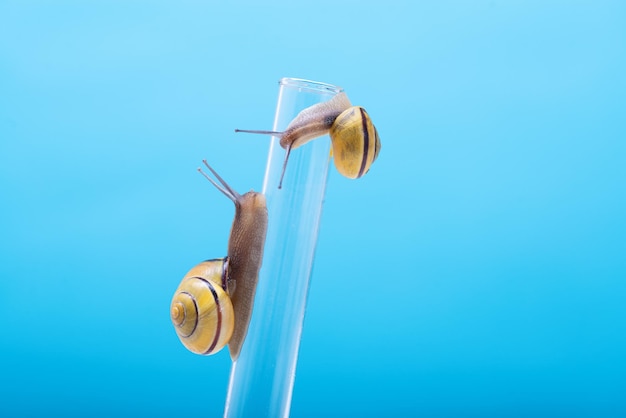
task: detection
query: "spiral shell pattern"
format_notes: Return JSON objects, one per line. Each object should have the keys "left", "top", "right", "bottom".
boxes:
{"left": 330, "top": 106, "right": 381, "bottom": 179}
{"left": 170, "top": 259, "right": 234, "bottom": 355}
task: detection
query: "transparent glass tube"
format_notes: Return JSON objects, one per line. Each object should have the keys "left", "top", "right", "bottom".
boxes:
{"left": 223, "top": 78, "right": 343, "bottom": 417}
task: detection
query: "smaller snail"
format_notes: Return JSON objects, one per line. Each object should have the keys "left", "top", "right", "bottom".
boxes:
{"left": 170, "top": 161, "right": 268, "bottom": 359}
{"left": 236, "top": 92, "right": 381, "bottom": 188}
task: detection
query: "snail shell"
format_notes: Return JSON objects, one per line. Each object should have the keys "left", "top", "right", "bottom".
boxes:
{"left": 170, "top": 259, "right": 235, "bottom": 355}
{"left": 329, "top": 106, "right": 381, "bottom": 179}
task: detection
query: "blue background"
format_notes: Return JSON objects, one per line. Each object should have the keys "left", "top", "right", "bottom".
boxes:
{"left": 1, "top": 1, "right": 625, "bottom": 417}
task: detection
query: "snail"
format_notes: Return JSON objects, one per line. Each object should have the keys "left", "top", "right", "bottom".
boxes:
{"left": 170, "top": 160, "right": 268, "bottom": 360}
{"left": 236, "top": 92, "right": 381, "bottom": 188}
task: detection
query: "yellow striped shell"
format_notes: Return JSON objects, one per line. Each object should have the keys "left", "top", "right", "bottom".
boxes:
{"left": 330, "top": 106, "right": 381, "bottom": 179}
{"left": 170, "top": 259, "right": 235, "bottom": 355}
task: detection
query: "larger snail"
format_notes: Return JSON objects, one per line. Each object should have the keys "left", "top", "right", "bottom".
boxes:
{"left": 170, "top": 160, "right": 268, "bottom": 360}
{"left": 236, "top": 92, "right": 381, "bottom": 188}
